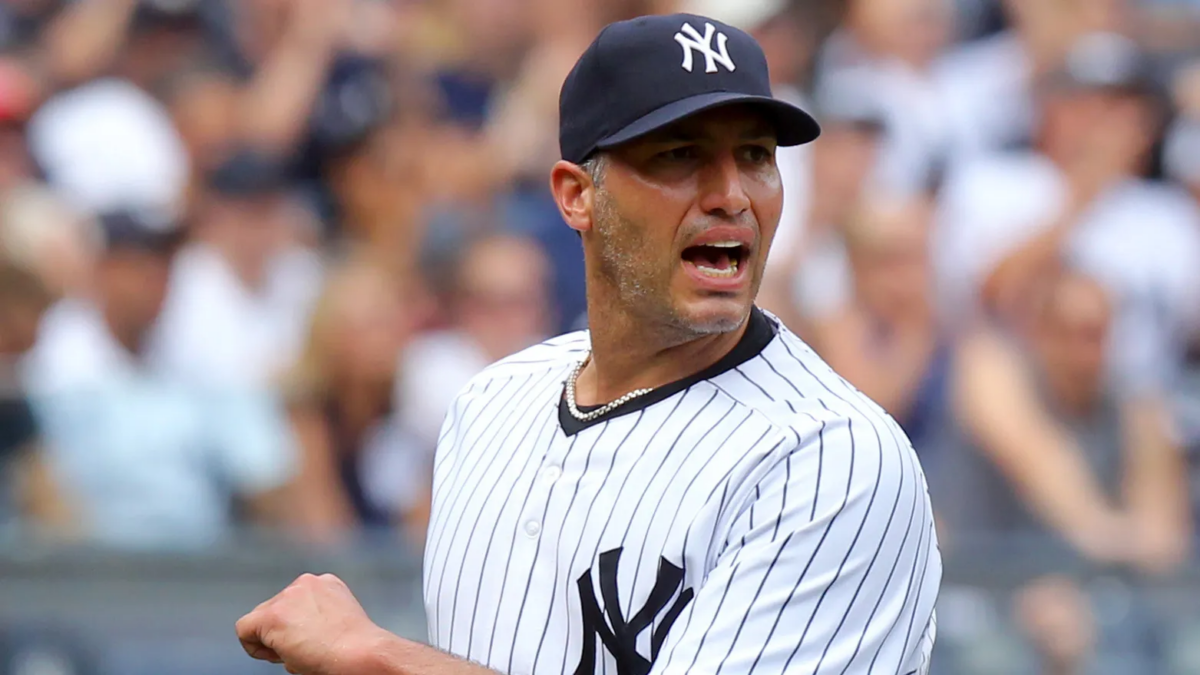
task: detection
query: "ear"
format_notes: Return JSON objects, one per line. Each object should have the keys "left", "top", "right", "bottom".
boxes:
{"left": 549, "top": 160, "right": 596, "bottom": 235}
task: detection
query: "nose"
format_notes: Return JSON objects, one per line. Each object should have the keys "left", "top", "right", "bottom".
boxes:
{"left": 697, "top": 151, "right": 750, "bottom": 220}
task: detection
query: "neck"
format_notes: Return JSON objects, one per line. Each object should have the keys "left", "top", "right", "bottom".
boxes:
{"left": 205, "top": 236, "right": 268, "bottom": 292}
{"left": 102, "top": 309, "right": 145, "bottom": 357}
{"left": 575, "top": 302, "right": 751, "bottom": 406}
{"left": 1046, "top": 373, "right": 1099, "bottom": 417}
{"left": 332, "top": 376, "right": 390, "bottom": 430}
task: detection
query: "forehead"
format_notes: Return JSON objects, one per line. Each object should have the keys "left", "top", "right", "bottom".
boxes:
{"left": 631, "top": 105, "right": 779, "bottom": 144}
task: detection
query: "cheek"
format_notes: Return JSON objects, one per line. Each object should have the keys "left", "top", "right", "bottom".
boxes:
{"left": 750, "top": 171, "right": 784, "bottom": 247}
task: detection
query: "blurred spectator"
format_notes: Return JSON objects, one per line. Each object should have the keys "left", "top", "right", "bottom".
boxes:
{"left": 149, "top": 150, "right": 323, "bottom": 389}
{"left": 936, "top": 0, "right": 1075, "bottom": 158}
{"left": 943, "top": 270, "right": 1190, "bottom": 673}
{"left": 0, "top": 0, "right": 62, "bottom": 53}
{"left": 26, "top": 76, "right": 189, "bottom": 221}
{"left": 815, "top": 0, "right": 957, "bottom": 196}
{"left": 322, "top": 114, "right": 431, "bottom": 278}
{"left": 0, "top": 260, "right": 69, "bottom": 534}
{"left": 1165, "top": 60, "right": 1200, "bottom": 204}
{"left": 19, "top": 210, "right": 300, "bottom": 550}
{"left": 398, "top": 233, "right": 553, "bottom": 456}
{"left": 284, "top": 258, "right": 428, "bottom": 544}
{"left": 936, "top": 32, "right": 1200, "bottom": 395}
{"left": 161, "top": 62, "right": 242, "bottom": 179}
{"left": 807, "top": 192, "right": 952, "bottom": 461}
{"left": 759, "top": 85, "right": 887, "bottom": 334}
{"left": 943, "top": 269, "right": 1191, "bottom": 575}
{"left": 0, "top": 185, "right": 99, "bottom": 300}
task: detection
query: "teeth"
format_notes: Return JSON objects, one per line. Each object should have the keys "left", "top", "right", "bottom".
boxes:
{"left": 707, "top": 241, "right": 742, "bottom": 248}
{"left": 695, "top": 258, "right": 739, "bottom": 278}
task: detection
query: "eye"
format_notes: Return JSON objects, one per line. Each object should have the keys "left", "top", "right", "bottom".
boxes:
{"left": 740, "top": 144, "right": 774, "bottom": 164}
{"left": 656, "top": 145, "right": 699, "bottom": 162}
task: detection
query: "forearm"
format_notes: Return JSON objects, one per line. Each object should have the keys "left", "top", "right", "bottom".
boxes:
{"left": 42, "top": 0, "right": 138, "bottom": 86}
{"left": 355, "top": 633, "right": 502, "bottom": 675}
{"left": 1122, "top": 399, "right": 1192, "bottom": 571}
{"left": 237, "top": 23, "right": 338, "bottom": 153}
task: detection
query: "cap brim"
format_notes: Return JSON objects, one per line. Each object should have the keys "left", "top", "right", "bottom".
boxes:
{"left": 594, "top": 91, "right": 821, "bottom": 153}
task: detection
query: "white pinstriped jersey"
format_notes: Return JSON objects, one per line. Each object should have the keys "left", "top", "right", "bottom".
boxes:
{"left": 423, "top": 307, "right": 941, "bottom": 675}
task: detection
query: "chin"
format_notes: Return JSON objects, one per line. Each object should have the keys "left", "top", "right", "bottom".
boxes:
{"left": 672, "top": 296, "right": 752, "bottom": 335}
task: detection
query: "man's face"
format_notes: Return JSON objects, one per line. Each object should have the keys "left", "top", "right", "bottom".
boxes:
{"left": 849, "top": 198, "right": 934, "bottom": 322}
{"left": 457, "top": 237, "right": 552, "bottom": 358}
{"left": 586, "top": 106, "right": 783, "bottom": 337}
{"left": 206, "top": 193, "right": 290, "bottom": 277}
{"left": 98, "top": 247, "right": 173, "bottom": 339}
{"left": 1035, "top": 276, "right": 1111, "bottom": 398}
{"left": 1042, "top": 86, "right": 1154, "bottom": 170}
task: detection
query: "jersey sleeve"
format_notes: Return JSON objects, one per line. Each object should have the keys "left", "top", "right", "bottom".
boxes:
{"left": 650, "top": 412, "right": 941, "bottom": 675}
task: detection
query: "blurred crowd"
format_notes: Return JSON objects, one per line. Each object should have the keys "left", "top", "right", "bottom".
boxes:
{"left": 1, "top": 0, "right": 1200, "bottom": 670}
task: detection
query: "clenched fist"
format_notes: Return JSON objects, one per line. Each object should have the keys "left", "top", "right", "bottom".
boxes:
{"left": 236, "top": 573, "right": 389, "bottom": 675}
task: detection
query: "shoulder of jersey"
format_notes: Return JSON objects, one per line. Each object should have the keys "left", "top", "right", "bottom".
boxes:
{"left": 751, "top": 322, "right": 907, "bottom": 444}
{"left": 460, "top": 330, "right": 591, "bottom": 392}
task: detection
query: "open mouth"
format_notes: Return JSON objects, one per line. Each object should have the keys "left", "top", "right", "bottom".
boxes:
{"left": 681, "top": 241, "right": 748, "bottom": 279}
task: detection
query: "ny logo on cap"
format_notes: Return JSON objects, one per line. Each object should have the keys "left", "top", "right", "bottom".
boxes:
{"left": 673, "top": 22, "right": 736, "bottom": 74}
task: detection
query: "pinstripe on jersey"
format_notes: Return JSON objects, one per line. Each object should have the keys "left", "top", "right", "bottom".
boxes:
{"left": 423, "top": 307, "right": 941, "bottom": 675}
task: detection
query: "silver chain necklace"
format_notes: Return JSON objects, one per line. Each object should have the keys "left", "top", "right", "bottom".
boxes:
{"left": 565, "top": 352, "right": 655, "bottom": 422}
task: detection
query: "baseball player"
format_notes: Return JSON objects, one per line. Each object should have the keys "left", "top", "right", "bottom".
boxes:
{"left": 237, "top": 13, "right": 941, "bottom": 675}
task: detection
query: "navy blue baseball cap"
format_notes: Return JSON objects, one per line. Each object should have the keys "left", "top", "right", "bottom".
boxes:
{"left": 558, "top": 13, "right": 821, "bottom": 165}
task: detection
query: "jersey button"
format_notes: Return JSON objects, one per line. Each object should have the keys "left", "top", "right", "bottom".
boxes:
{"left": 543, "top": 466, "right": 562, "bottom": 483}
{"left": 525, "top": 520, "right": 541, "bottom": 537}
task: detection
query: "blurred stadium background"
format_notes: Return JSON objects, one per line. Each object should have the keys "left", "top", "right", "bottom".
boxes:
{"left": 1, "top": 0, "right": 1200, "bottom": 673}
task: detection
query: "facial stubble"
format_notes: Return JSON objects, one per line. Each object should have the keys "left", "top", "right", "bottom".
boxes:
{"left": 590, "top": 187, "right": 744, "bottom": 339}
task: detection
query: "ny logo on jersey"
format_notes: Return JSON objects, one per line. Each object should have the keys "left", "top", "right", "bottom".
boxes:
{"left": 673, "top": 22, "right": 736, "bottom": 74}
{"left": 574, "top": 548, "right": 694, "bottom": 675}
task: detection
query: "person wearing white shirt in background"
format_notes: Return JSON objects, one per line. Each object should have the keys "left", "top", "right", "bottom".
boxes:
{"left": 935, "top": 0, "right": 1133, "bottom": 161}
{"left": 936, "top": 32, "right": 1200, "bottom": 396}
{"left": 149, "top": 149, "right": 324, "bottom": 390}
{"left": 20, "top": 210, "right": 300, "bottom": 549}
{"left": 815, "top": 0, "right": 957, "bottom": 198}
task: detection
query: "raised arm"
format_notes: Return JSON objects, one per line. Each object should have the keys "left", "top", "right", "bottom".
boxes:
{"left": 1120, "top": 395, "right": 1192, "bottom": 575}
{"left": 952, "top": 330, "right": 1129, "bottom": 562}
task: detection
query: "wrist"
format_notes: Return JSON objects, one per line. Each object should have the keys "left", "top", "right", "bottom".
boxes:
{"left": 344, "top": 626, "right": 410, "bottom": 675}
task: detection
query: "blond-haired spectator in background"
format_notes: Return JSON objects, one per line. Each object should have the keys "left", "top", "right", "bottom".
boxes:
{"left": 397, "top": 233, "right": 553, "bottom": 458}
{"left": 284, "top": 258, "right": 430, "bottom": 546}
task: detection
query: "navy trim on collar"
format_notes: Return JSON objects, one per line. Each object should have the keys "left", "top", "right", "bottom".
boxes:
{"left": 558, "top": 306, "right": 777, "bottom": 436}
